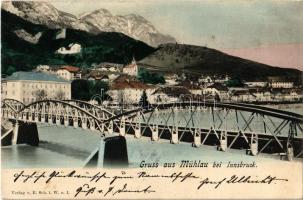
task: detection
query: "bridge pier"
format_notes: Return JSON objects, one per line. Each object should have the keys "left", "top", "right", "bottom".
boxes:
{"left": 107, "top": 121, "right": 114, "bottom": 134}
{"left": 152, "top": 125, "right": 159, "bottom": 141}
{"left": 193, "top": 128, "right": 201, "bottom": 147}
{"left": 82, "top": 118, "right": 87, "bottom": 129}
{"left": 64, "top": 116, "right": 68, "bottom": 126}
{"left": 89, "top": 119, "right": 95, "bottom": 131}
{"left": 286, "top": 122, "right": 296, "bottom": 161}
{"left": 73, "top": 117, "right": 78, "bottom": 128}
{"left": 250, "top": 133, "right": 258, "bottom": 156}
{"left": 56, "top": 115, "right": 60, "bottom": 125}
{"left": 12, "top": 122, "right": 19, "bottom": 145}
{"left": 171, "top": 126, "right": 179, "bottom": 144}
{"left": 119, "top": 117, "right": 126, "bottom": 136}
{"left": 85, "top": 136, "right": 128, "bottom": 168}
{"left": 22, "top": 112, "right": 27, "bottom": 121}
{"left": 29, "top": 113, "right": 33, "bottom": 122}
{"left": 41, "top": 113, "right": 46, "bottom": 123}
{"left": 218, "top": 131, "right": 227, "bottom": 152}
{"left": 10, "top": 121, "right": 39, "bottom": 146}
{"left": 35, "top": 113, "right": 39, "bottom": 123}
{"left": 47, "top": 114, "right": 52, "bottom": 124}
{"left": 134, "top": 123, "right": 141, "bottom": 138}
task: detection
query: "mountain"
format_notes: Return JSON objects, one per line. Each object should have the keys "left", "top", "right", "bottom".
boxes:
{"left": 2, "top": 7, "right": 301, "bottom": 84}
{"left": 2, "top": 1, "right": 176, "bottom": 47}
{"left": 1, "top": 9, "right": 155, "bottom": 76}
{"left": 138, "top": 43, "right": 303, "bottom": 83}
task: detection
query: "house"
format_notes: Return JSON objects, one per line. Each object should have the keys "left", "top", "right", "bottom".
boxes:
{"left": 198, "top": 76, "right": 213, "bottom": 84}
{"left": 164, "top": 74, "right": 179, "bottom": 85}
{"left": 95, "top": 62, "right": 123, "bottom": 72}
{"left": 56, "top": 66, "right": 81, "bottom": 80}
{"left": 203, "top": 83, "right": 229, "bottom": 100}
{"left": 56, "top": 43, "right": 81, "bottom": 54}
{"left": 107, "top": 75, "right": 155, "bottom": 104}
{"left": 177, "top": 81, "right": 203, "bottom": 95}
{"left": 248, "top": 88, "right": 271, "bottom": 101}
{"left": 268, "top": 76, "right": 294, "bottom": 88}
{"left": 1, "top": 71, "right": 71, "bottom": 104}
{"left": 245, "top": 81, "right": 268, "bottom": 88}
{"left": 122, "top": 57, "right": 138, "bottom": 76}
{"left": 35, "top": 65, "right": 51, "bottom": 72}
{"left": 230, "top": 90, "right": 255, "bottom": 102}
{"left": 86, "top": 74, "right": 109, "bottom": 82}
{"left": 150, "top": 86, "right": 191, "bottom": 103}
{"left": 215, "top": 75, "right": 230, "bottom": 83}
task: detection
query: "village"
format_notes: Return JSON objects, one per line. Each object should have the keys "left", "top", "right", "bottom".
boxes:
{"left": 1, "top": 58, "right": 302, "bottom": 106}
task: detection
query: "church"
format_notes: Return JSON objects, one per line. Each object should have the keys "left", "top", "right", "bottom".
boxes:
{"left": 122, "top": 57, "right": 138, "bottom": 76}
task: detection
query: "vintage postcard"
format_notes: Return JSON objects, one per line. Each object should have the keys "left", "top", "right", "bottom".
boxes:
{"left": 1, "top": 0, "right": 303, "bottom": 199}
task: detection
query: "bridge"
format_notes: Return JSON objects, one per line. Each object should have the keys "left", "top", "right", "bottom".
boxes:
{"left": 2, "top": 98, "right": 303, "bottom": 164}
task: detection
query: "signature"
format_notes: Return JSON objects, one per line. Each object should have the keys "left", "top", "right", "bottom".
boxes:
{"left": 197, "top": 175, "right": 288, "bottom": 190}
{"left": 74, "top": 183, "right": 155, "bottom": 197}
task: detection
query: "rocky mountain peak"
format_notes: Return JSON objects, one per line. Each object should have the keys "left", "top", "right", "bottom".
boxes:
{"left": 2, "top": 1, "right": 176, "bottom": 46}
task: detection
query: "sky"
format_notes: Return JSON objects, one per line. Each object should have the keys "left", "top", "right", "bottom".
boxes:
{"left": 49, "top": 0, "right": 303, "bottom": 70}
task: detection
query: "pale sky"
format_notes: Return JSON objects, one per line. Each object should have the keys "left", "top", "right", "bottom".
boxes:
{"left": 49, "top": 0, "right": 303, "bottom": 69}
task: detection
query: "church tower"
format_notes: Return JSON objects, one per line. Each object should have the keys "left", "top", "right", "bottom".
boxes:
{"left": 123, "top": 56, "right": 138, "bottom": 76}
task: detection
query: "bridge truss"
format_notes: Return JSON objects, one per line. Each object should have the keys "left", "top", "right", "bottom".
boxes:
{"left": 2, "top": 99, "right": 303, "bottom": 160}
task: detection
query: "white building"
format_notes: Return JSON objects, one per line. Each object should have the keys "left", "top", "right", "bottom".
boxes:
{"left": 122, "top": 57, "right": 138, "bottom": 76}
{"left": 245, "top": 81, "right": 268, "bottom": 88}
{"left": 56, "top": 66, "right": 81, "bottom": 80}
{"left": 1, "top": 72, "right": 71, "bottom": 104}
{"left": 107, "top": 75, "right": 155, "bottom": 104}
{"left": 35, "top": 65, "right": 51, "bottom": 72}
{"left": 198, "top": 76, "right": 213, "bottom": 84}
{"left": 268, "top": 76, "right": 294, "bottom": 89}
{"left": 164, "top": 74, "right": 179, "bottom": 85}
{"left": 149, "top": 86, "right": 191, "bottom": 104}
{"left": 56, "top": 43, "right": 81, "bottom": 54}
{"left": 270, "top": 82, "right": 294, "bottom": 89}
{"left": 203, "top": 83, "right": 229, "bottom": 99}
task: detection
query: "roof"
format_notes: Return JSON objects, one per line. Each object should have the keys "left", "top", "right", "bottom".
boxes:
{"left": 207, "top": 83, "right": 228, "bottom": 91}
{"left": 4, "top": 71, "right": 69, "bottom": 83}
{"left": 177, "top": 81, "right": 201, "bottom": 90}
{"left": 110, "top": 75, "right": 152, "bottom": 90}
{"left": 60, "top": 66, "right": 81, "bottom": 73}
{"left": 152, "top": 86, "right": 191, "bottom": 97}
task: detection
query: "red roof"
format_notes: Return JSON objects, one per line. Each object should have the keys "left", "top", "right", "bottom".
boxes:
{"left": 111, "top": 75, "right": 152, "bottom": 90}
{"left": 60, "top": 66, "right": 80, "bottom": 73}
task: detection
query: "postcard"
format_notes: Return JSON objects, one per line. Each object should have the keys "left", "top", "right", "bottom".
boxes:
{"left": 1, "top": 0, "right": 302, "bottom": 199}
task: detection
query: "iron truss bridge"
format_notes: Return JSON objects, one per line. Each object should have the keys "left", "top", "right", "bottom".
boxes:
{"left": 2, "top": 98, "right": 303, "bottom": 160}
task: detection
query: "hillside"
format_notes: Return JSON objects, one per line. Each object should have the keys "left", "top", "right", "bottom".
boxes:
{"left": 1, "top": 10, "right": 156, "bottom": 76}
{"left": 139, "top": 44, "right": 302, "bottom": 83}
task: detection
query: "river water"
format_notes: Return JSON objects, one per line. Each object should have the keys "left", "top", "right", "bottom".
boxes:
{"left": 2, "top": 103, "right": 303, "bottom": 168}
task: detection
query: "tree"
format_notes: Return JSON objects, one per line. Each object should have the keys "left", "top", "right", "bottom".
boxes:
{"left": 139, "top": 90, "right": 150, "bottom": 107}
{"left": 226, "top": 77, "right": 244, "bottom": 87}
{"left": 71, "top": 79, "right": 91, "bottom": 100}
{"left": 34, "top": 89, "right": 47, "bottom": 101}
{"left": 137, "top": 68, "right": 165, "bottom": 84}
{"left": 71, "top": 79, "right": 109, "bottom": 101}
{"left": 55, "top": 90, "right": 65, "bottom": 100}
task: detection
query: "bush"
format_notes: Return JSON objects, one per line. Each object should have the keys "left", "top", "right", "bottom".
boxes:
{"left": 71, "top": 79, "right": 109, "bottom": 101}
{"left": 138, "top": 68, "right": 165, "bottom": 85}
